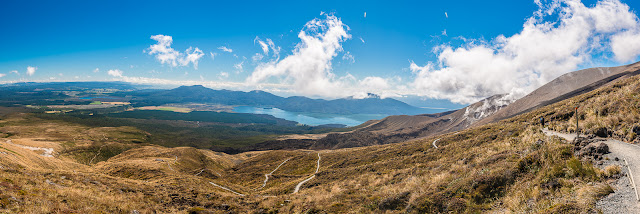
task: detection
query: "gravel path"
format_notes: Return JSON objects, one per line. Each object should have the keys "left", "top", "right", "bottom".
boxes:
{"left": 292, "top": 153, "right": 321, "bottom": 194}
{"left": 257, "top": 158, "right": 291, "bottom": 190}
{"left": 542, "top": 128, "right": 640, "bottom": 213}
{"left": 209, "top": 182, "right": 245, "bottom": 196}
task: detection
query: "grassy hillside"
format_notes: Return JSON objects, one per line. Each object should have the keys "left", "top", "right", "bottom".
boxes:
{"left": 3, "top": 75, "right": 640, "bottom": 213}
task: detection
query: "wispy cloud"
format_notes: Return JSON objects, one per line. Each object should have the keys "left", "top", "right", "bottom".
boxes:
{"left": 10, "top": 70, "right": 18, "bottom": 75}
{"left": 0, "top": 74, "right": 5, "bottom": 78}
{"left": 411, "top": 0, "right": 640, "bottom": 103}
{"left": 218, "top": 46, "right": 233, "bottom": 53}
{"left": 342, "top": 51, "right": 355, "bottom": 63}
{"left": 219, "top": 72, "right": 229, "bottom": 79}
{"left": 234, "top": 61, "right": 244, "bottom": 73}
{"left": 252, "top": 53, "right": 264, "bottom": 62}
{"left": 254, "top": 37, "right": 281, "bottom": 59}
{"left": 146, "top": 35, "right": 204, "bottom": 69}
{"left": 93, "top": 68, "right": 100, "bottom": 73}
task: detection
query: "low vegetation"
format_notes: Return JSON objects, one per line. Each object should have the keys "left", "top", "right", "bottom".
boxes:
{"left": 3, "top": 76, "right": 640, "bottom": 213}
{"left": 540, "top": 75, "right": 640, "bottom": 142}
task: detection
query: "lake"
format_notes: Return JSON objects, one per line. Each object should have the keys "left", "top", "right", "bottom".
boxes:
{"left": 233, "top": 106, "right": 388, "bottom": 127}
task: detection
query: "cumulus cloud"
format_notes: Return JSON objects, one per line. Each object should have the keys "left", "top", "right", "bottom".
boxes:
{"left": 146, "top": 35, "right": 204, "bottom": 69}
{"left": 107, "top": 69, "right": 123, "bottom": 77}
{"left": 218, "top": 46, "right": 233, "bottom": 53}
{"left": 611, "top": 30, "right": 640, "bottom": 62}
{"left": 360, "top": 76, "right": 389, "bottom": 89}
{"left": 26, "top": 66, "right": 37, "bottom": 76}
{"left": 411, "top": 0, "right": 640, "bottom": 104}
{"left": 247, "top": 13, "right": 353, "bottom": 97}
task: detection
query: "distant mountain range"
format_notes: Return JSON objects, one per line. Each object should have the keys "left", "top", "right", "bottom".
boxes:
{"left": 132, "top": 85, "right": 431, "bottom": 115}
{"left": 265, "top": 61, "right": 640, "bottom": 151}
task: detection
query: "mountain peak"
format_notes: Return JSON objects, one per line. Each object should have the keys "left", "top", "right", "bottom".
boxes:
{"left": 348, "top": 93, "right": 381, "bottom": 99}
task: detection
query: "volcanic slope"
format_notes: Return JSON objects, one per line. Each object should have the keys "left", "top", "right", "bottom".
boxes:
{"left": 273, "top": 93, "right": 513, "bottom": 150}
{"left": 476, "top": 61, "right": 640, "bottom": 126}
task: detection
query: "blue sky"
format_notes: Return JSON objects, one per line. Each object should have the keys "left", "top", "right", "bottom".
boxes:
{"left": 2, "top": 0, "right": 640, "bottom": 106}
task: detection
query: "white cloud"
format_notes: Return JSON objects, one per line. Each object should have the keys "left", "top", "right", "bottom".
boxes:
{"left": 146, "top": 35, "right": 204, "bottom": 69}
{"left": 252, "top": 53, "right": 264, "bottom": 61}
{"left": 342, "top": 51, "right": 355, "bottom": 63}
{"left": 611, "top": 30, "right": 640, "bottom": 62}
{"left": 411, "top": 0, "right": 640, "bottom": 104}
{"left": 0, "top": 74, "right": 5, "bottom": 78}
{"left": 218, "top": 46, "right": 233, "bottom": 53}
{"left": 255, "top": 37, "right": 269, "bottom": 55}
{"left": 107, "top": 69, "right": 123, "bottom": 77}
{"left": 10, "top": 70, "right": 18, "bottom": 75}
{"left": 445, "top": 12, "right": 448, "bottom": 18}
{"left": 147, "top": 35, "right": 179, "bottom": 66}
{"left": 254, "top": 37, "right": 281, "bottom": 58}
{"left": 234, "top": 61, "right": 244, "bottom": 72}
{"left": 219, "top": 72, "right": 229, "bottom": 79}
{"left": 26, "top": 66, "right": 37, "bottom": 76}
{"left": 364, "top": 12, "right": 367, "bottom": 18}
{"left": 359, "top": 37, "right": 365, "bottom": 43}
{"left": 93, "top": 68, "right": 100, "bottom": 73}
{"left": 247, "top": 13, "right": 353, "bottom": 98}
{"left": 210, "top": 52, "right": 217, "bottom": 60}
{"left": 360, "top": 76, "right": 389, "bottom": 89}
{"left": 179, "top": 47, "right": 205, "bottom": 69}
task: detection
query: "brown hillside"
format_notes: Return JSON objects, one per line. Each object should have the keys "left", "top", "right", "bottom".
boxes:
{"left": 476, "top": 61, "right": 640, "bottom": 126}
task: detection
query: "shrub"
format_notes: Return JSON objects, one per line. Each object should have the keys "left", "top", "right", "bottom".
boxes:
{"left": 604, "top": 165, "right": 621, "bottom": 178}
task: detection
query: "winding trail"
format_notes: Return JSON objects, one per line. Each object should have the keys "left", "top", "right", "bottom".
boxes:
{"left": 88, "top": 144, "right": 106, "bottom": 165}
{"left": 257, "top": 158, "right": 291, "bottom": 190}
{"left": 542, "top": 128, "right": 640, "bottom": 212}
{"left": 292, "top": 153, "right": 321, "bottom": 194}
{"left": 432, "top": 138, "right": 440, "bottom": 149}
{"left": 166, "top": 155, "right": 178, "bottom": 172}
{"left": 209, "top": 182, "right": 245, "bottom": 196}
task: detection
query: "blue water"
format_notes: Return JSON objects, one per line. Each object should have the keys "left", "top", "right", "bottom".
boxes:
{"left": 79, "top": 97, "right": 119, "bottom": 100}
{"left": 233, "top": 106, "right": 387, "bottom": 127}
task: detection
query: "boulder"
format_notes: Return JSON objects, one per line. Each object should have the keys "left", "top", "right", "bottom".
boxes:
{"left": 594, "top": 127, "right": 609, "bottom": 138}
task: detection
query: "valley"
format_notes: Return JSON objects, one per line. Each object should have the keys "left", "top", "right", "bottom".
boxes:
{"left": 2, "top": 62, "right": 640, "bottom": 212}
